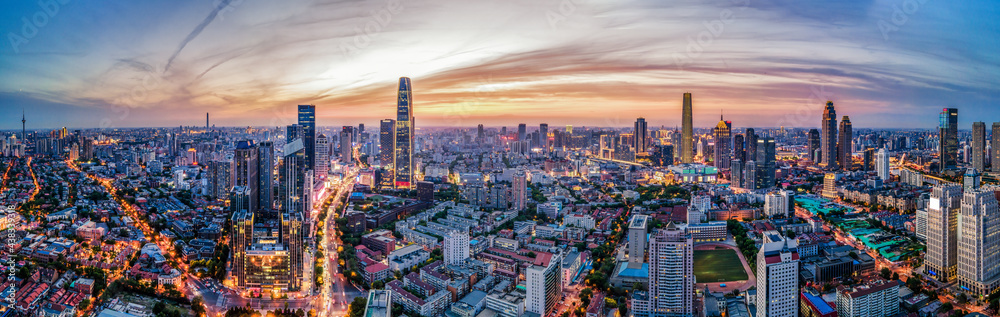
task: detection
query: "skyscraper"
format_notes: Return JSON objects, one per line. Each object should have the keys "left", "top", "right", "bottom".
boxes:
{"left": 233, "top": 140, "right": 260, "bottom": 213}
{"left": 297, "top": 104, "right": 316, "bottom": 171}
{"left": 838, "top": 116, "right": 853, "bottom": 170}
{"left": 281, "top": 138, "right": 313, "bottom": 216}
{"left": 821, "top": 101, "right": 838, "bottom": 169}
{"left": 646, "top": 224, "right": 694, "bottom": 316}
{"left": 539, "top": 123, "right": 549, "bottom": 151}
{"left": 518, "top": 123, "right": 527, "bottom": 142}
{"left": 939, "top": 108, "right": 959, "bottom": 172}
{"left": 380, "top": 119, "right": 395, "bottom": 167}
{"left": 746, "top": 128, "right": 758, "bottom": 162}
{"left": 316, "top": 134, "right": 330, "bottom": 179}
{"left": 926, "top": 184, "right": 962, "bottom": 282}
{"left": 206, "top": 160, "right": 231, "bottom": 199}
{"left": 258, "top": 141, "right": 275, "bottom": 210}
{"left": 627, "top": 215, "right": 648, "bottom": 269}
{"left": 756, "top": 239, "right": 799, "bottom": 317}
{"left": 340, "top": 127, "right": 353, "bottom": 164}
{"left": 972, "top": 122, "right": 986, "bottom": 172}
{"left": 993, "top": 123, "right": 1000, "bottom": 173}
{"left": 477, "top": 124, "right": 485, "bottom": 144}
{"left": 755, "top": 137, "right": 776, "bottom": 189}
{"left": 526, "top": 253, "right": 563, "bottom": 317}
{"left": 634, "top": 118, "right": 648, "bottom": 153}
{"left": 281, "top": 211, "right": 305, "bottom": 291}
{"left": 877, "top": 148, "right": 890, "bottom": 181}
{"left": 713, "top": 116, "right": 732, "bottom": 169}
{"left": 682, "top": 93, "right": 693, "bottom": 164}
{"left": 733, "top": 134, "right": 746, "bottom": 162}
{"left": 956, "top": 186, "right": 1000, "bottom": 297}
{"left": 395, "top": 77, "right": 415, "bottom": 189}
{"left": 808, "top": 128, "right": 820, "bottom": 163}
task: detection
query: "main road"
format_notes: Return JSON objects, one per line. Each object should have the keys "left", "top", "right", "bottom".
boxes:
{"left": 318, "top": 166, "right": 363, "bottom": 317}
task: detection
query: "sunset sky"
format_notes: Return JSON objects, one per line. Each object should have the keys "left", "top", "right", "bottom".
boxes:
{"left": 0, "top": 0, "right": 997, "bottom": 130}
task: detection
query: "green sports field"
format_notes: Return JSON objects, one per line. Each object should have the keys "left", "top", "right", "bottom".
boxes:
{"left": 693, "top": 249, "right": 749, "bottom": 282}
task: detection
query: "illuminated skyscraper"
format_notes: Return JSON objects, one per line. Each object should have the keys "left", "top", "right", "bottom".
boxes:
{"left": 316, "top": 134, "right": 329, "bottom": 179}
{"left": 682, "top": 93, "right": 693, "bottom": 163}
{"left": 297, "top": 105, "right": 316, "bottom": 171}
{"left": 926, "top": 184, "right": 962, "bottom": 282}
{"left": 713, "top": 115, "right": 732, "bottom": 169}
{"left": 821, "top": 101, "right": 838, "bottom": 169}
{"left": 634, "top": 118, "right": 648, "bottom": 153}
{"left": 838, "top": 116, "right": 852, "bottom": 170}
{"left": 380, "top": 119, "right": 395, "bottom": 167}
{"left": 939, "top": 108, "right": 958, "bottom": 172}
{"left": 395, "top": 77, "right": 414, "bottom": 189}
{"left": 233, "top": 140, "right": 259, "bottom": 213}
{"left": 972, "top": 122, "right": 986, "bottom": 172}
{"left": 746, "top": 128, "right": 758, "bottom": 162}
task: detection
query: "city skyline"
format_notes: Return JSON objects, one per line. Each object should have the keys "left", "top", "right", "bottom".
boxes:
{"left": 1, "top": 0, "right": 998, "bottom": 129}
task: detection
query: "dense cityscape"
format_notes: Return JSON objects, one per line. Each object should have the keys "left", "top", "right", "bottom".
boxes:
{"left": 1, "top": 1, "right": 997, "bottom": 317}
{"left": 0, "top": 75, "right": 998, "bottom": 317}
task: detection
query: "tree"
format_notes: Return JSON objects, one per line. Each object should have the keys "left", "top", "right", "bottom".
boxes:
{"left": 192, "top": 296, "right": 206, "bottom": 316}
{"left": 880, "top": 268, "right": 891, "bottom": 280}
{"left": 348, "top": 296, "right": 368, "bottom": 317}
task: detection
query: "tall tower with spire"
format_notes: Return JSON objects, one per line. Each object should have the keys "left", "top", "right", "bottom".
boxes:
{"left": 21, "top": 109, "right": 26, "bottom": 143}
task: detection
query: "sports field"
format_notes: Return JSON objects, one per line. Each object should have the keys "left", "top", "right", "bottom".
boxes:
{"left": 693, "top": 249, "right": 749, "bottom": 282}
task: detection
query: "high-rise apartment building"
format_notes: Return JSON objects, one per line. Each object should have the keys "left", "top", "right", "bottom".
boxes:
{"left": 525, "top": 253, "right": 562, "bottom": 316}
{"left": 380, "top": 119, "right": 396, "bottom": 186}
{"left": 443, "top": 230, "right": 470, "bottom": 265}
{"left": 957, "top": 186, "right": 1000, "bottom": 297}
{"left": 512, "top": 169, "right": 527, "bottom": 211}
{"left": 838, "top": 116, "right": 852, "bottom": 170}
{"left": 634, "top": 118, "right": 648, "bottom": 153}
{"left": 340, "top": 127, "right": 353, "bottom": 164}
{"left": 297, "top": 105, "right": 316, "bottom": 171}
{"left": 645, "top": 224, "right": 694, "bottom": 316}
{"left": 939, "top": 108, "right": 958, "bottom": 172}
{"left": 821, "top": 101, "right": 838, "bottom": 169}
{"left": 315, "top": 134, "right": 329, "bottom": 179}
{"left": 206, "top": 160, "right": 231, "bottom": 199}
{"left": 713, "top": 116, "right": 732, "bottom": 169}
{"left": 628, "top": 215, "right": 648, "bottom": 268}
{"left": 808, "top": 128, "right": 821, "bottom": 163}
{"left": 877, "top": 148, "right": 890, "bottom": 181}
{"left": 756, "top": 239, "right": 799, "bottom": 317}
{"left": 926, "top": 184, "right": 962, "bottom": 282}
{"left": 682, "top": 93, "right": 693, "bottom": 164}
{"left": 972, "top": 122, "right": 986, "bottom": 172}
{"left": 395, "top": 77, "right": 415, "bottom": 189}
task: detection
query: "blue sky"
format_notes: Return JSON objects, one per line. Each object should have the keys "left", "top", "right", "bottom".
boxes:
{"left": 0, "top": 0, "right": 997, "bottom": 130}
